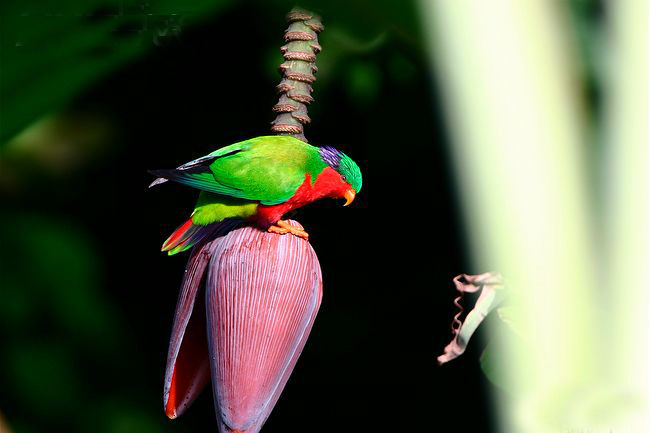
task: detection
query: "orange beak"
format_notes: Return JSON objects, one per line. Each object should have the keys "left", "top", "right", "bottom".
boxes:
{"left": 343, "top": 189, "right": 356, "bottom": 206}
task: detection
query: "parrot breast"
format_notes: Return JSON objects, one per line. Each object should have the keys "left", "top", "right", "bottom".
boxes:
{"left": 254, "top": 167, "right": 348, "bottom": 228}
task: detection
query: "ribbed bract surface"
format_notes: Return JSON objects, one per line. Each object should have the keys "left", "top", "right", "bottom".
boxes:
{"left": 163, "top": 221, "right": 241, "bottom": 419}
{"left": 206, "top": 221, "right": 322, "bottom": 433}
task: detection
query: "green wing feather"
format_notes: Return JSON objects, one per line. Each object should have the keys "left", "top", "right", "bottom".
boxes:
{"left": 160, "top": 172, "right": 225, "bottom": 193}
{"left": 153, "top": 136, "right": 324, "bottom": 205}
{"left": 207, "top": 136, "right": 322, "bottom": 205}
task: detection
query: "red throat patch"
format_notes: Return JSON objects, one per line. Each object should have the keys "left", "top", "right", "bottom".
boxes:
{"left": 254, "top": 167, "right": 348, "bottom": 228}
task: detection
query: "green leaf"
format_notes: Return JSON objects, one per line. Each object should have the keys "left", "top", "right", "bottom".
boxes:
{"left": 0, "top": 0, "right": 234, "bottom": 146}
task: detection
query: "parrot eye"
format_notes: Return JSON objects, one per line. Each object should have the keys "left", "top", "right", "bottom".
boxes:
{"left": 341, "top": 175, "right": 347, "bottom": 182}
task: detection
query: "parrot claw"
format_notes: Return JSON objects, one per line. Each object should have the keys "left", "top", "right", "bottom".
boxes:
{"left": 268, "top": 220, "right": 310, "bottom": 240}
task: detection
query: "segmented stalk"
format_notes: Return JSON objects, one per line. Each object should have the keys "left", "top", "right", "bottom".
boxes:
{"left": 270, "top": 8, "right": 323, "bottom": 143}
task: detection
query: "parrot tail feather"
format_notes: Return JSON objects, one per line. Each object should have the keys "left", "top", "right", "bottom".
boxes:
{"left": 149, "top": 177, "right": 168, "bottom": 188}
{"left": 162, "top": 218, "right": 243, "bottom": 255}
{"left": 162, "top": 219, "right": 195, "bottom": 253}
{"left": 163, "top": 220, "right": 215, "bottom": 255}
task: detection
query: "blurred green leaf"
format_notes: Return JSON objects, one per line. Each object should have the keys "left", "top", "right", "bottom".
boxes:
{"left": 346, "top": 61, "right": 381, "bottom": 105}
{"left": 7, "top": 341, "right": 83, "bottom": 415}
{"left": 82, "top": 400, "right": 174, "bottom": 433}
{"left": 105, "top": 408, "right": 168, "bottom": 433}
{"left": 0, "top": 214, "right": 120, "bottom": 347}
{"left": 0, "top": 0, "right": 234, "bottom": 146}
{"left": 387, "top": 53, "right": 418, "bottom": 84}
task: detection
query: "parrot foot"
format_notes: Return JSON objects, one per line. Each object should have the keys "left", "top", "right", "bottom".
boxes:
{"left": 268, "top": 220, "right": 310, "bottom": 240}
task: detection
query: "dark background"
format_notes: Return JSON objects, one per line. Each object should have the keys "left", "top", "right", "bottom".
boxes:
{"left": 0, "top": 0, "right": 604, "bottom": 431}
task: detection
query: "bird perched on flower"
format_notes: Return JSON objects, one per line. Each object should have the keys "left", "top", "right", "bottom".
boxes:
{"left": 149, "top": 135, "right": 363, "bottom": 254}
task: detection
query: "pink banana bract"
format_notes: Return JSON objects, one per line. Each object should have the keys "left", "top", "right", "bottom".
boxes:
{"left": 163, "top": 220, "right": 322, "bottom": 433}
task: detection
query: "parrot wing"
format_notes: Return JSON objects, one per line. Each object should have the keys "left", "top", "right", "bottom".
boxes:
{"left": 149, "top": 136, "right": 313, "bottom": 205}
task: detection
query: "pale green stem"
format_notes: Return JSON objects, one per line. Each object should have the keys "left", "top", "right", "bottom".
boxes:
{"left": 419, "top": 0, "right": 603, "bottom": 431}
{"left": 602, "top": 1, "right": 649, "bottom": 430}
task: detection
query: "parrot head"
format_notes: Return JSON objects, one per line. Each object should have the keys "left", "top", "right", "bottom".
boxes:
{"left": 319, "top": 146, "right": 363, "bottom": 206}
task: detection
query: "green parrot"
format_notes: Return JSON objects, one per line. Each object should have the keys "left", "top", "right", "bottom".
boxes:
{"left": 149, "top": 135, "right": 363, "bottom": 255}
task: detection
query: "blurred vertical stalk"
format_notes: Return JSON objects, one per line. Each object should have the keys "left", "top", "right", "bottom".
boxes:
{"left": 419, "top": 0, "right": 605, "bottom": 432}
{"left": 603, "top": 0, "right": 649, "bottom": 430}
{"left": 270, "top": 7, "right": 323, "bottom": 143}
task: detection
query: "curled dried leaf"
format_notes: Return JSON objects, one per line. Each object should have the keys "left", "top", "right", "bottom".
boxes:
{"left": 437, "top": 272, "right": 505, "bottom": 365}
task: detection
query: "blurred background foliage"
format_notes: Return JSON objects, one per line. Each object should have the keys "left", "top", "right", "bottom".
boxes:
{"left": 0, "top": 0, "right": 605, "bottom": 432}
